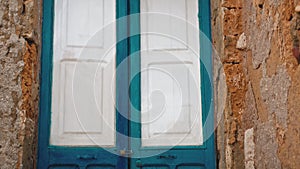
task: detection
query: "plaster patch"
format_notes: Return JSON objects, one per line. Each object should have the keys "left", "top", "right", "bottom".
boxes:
{"left": 260, "top": 65, "right": 291, "bottom": 128}
{"left": 245, "top": 128, "right": 255, "bottom": 169}
{"left": 255, "top": 121, "right": 281, "bottom": 169}
{"left": 236, "top": 32, "right": 247, "bottom": 50}
{"left": 0, "top": 9, "right": 3, "bottom": 25}
{"left": 243, "top": 82, "right": 258, "bottom": 129}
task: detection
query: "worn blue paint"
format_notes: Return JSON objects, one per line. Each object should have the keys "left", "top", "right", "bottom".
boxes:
{"left": 37, "top": 0, "right": 54, "bottom": 167}
{"left": 115, "top": 0, "right": 130, "bottom": 168}
{"left": 199, "top": 0, "right": 216, "bottom": 168}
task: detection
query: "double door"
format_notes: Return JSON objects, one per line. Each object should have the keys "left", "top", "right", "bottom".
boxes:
{"left": 38, "top": 0, "right": 215, "bottom": 168}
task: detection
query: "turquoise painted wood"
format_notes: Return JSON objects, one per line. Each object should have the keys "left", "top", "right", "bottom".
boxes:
{"left": 37, "top": 0, "right": 129, "bottom": 168}
{"left": 38, "top": 0, "right": 215, "bottom": 168}
{"left": 129, "top": 0, "right": 216, "bottom": 169}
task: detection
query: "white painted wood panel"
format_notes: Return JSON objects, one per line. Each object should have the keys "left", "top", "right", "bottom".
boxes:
{"left": 50, "top": 0, "right": 116, "bottom": 147}
{"left": 141, "top": 0, "right": 203, "bottom": 146}
{"left": 66, "top": 0, "right": 104, "bottom": 47}
{"left": 141, "top": 0, "right": 187, "bottom": 50}
{"left": 62, "top": 61, "right": 104, "bottom": 134}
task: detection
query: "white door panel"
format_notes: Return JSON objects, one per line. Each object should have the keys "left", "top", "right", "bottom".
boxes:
{"left": 141, "top": 0, "right": 188, "bottom": 50}
{"left": 50, "top": 0, "right": 116, "bottom": 147}
{"left": 141, "top": 0, "right": 202, "bottom": 146}
{"left": 53, "top": 0, "right": 115, "bottom": 61}
{"left": 66, "top": 0, "right": 104, "bottom": 47}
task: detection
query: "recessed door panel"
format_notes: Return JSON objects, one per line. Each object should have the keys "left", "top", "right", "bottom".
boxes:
{"left": 142, "top": 166, "right": 169, "bottom": 169}
{"left": 141, "top": 0, "right": 188, "bottom": 50}
{"left": 62, "top": 61, "right": 103, "bottom": 134}
{"left": 66, "top": 0, "right": 104, "bottom": 47}
{"left": 48, "top": 165, "right": 79, "bottom": 169}
{"left": 86, "top": 165, "right": 116, "bottom": 169}
{"left": 176, "top": 166, "right": 205, "bottom": 169}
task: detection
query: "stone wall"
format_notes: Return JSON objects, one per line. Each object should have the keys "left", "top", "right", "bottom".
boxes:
{"left": 212, "top": 0, "right": 300, "bottom": 168}
{"left": 0, "top": 0, "right": 41, "bottom": 168}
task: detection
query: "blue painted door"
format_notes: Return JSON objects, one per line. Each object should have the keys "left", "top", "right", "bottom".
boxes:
{"left": 38, "top": 0, "right": 215, "bottom": 169}
{"left": 38, "top": 0, "right": 129, "bottom": 168}
{"left": 128, "top": 0, "right": 216, "bottom": 169}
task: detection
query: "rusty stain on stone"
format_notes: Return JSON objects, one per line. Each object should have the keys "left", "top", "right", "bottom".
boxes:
{"left": 21, "top": 41, "right": 38, "bottom": 119}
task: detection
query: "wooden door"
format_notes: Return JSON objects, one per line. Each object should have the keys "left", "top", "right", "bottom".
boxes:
{"left": 129, "top": 0, "right": 216, "bottom": 168}
{"left": 38, "top": 0, "right": 129, "bottom": 168}
{"left": 38, "top": 0, "right": 215, "bottom": 168}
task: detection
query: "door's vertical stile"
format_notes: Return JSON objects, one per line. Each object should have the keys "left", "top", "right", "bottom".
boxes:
{"left": 199, "top": 0, "right": 216, "bottom": 168}
{"left": 116, "top": 0, "right": 130, "bottom": 167}
{"left": 129, "top": 0, "right": 141, "bottom": 160}
{"left": 37, "top": 0, "right": 54, "bottom": 167}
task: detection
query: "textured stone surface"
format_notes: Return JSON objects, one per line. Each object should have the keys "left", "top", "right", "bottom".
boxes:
{"left": 244, "top": 128, "right": 255, "bottom": 169}
{"left": 242, "top": 83, "right": 258, "bottom": 129}
{"left": 260, "top": 65, "right": 291, "bottom": 128}
{"left": 213, "top": 0, "right": 300, "bottom": 168}
{"left": 236, "top": 32, "right": 247, "bottom": 50}
{"left": 0, "top": 0, "right": 41, "bottom": 168}
{"left": 255, "top": 121, "right": 281, "bottom": 169}
{"left": 245, "top": 0, "right": 274, "bottom": 69}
